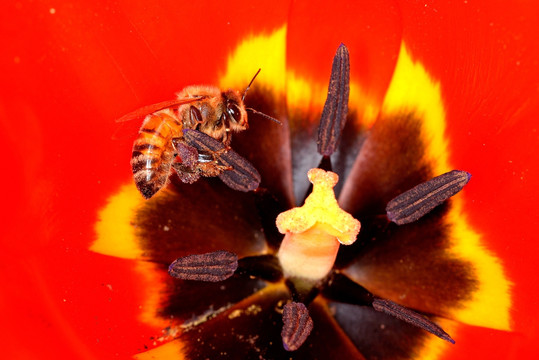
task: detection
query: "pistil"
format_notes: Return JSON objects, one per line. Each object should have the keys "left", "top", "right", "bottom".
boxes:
{"left": 276, "top": 168, "right": 361, "bottom": 281}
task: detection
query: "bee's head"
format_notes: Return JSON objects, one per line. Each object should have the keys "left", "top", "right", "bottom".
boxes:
{"left": 222, "top": 90, "right": 249, "bottom": 132}
{"left": 219, "top": 69, "right": 281, "bottom": 141}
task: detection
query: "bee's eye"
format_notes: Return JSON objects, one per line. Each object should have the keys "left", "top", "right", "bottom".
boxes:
{"left": 227, "top": 102, "right": 242, "bottom": 123}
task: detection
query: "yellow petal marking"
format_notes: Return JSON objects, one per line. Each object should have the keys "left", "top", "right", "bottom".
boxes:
{"left": 219, "top": 26, "right": 287, "bottom": 93}
{"left": 91, "top": 183, "right": 142, "bottom": 259}
{"left": 286, "top": 69, "right": 378, "bottom": 128}
{"left": 382, "top": 44, "right": 449, "bottom": 177}
{"left": 414, "top": 318, "right": 458, "bottom": 360}
{"left": 218, "top": 25, "right": 377, "bottom": 129}
{"left": 382, "top": 43, "right": 511, "bottom": 332}
{"left": 134, "top": 340, "right": 185, "bottom": 360}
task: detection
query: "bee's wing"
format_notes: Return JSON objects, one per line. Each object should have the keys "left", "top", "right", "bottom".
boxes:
{"left": 116, "top": 96, "right": 206, "bottom": 123}
{"left": 111, "top": 96, "right": 206, "bottom": 140}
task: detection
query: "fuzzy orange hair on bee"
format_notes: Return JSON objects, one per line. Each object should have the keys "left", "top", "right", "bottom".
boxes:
{"left": 118, "top": 69, "right": 277, "bottom": 199}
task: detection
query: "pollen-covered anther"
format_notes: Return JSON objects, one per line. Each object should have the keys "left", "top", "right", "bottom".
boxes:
{"left": 276, "top": 168, "right": 361, "bottom": 280}
{"left": 281, "top": 302, "right": 314, "bottom": 351}
{"left": 168, "top": 250, "right": 238, "bottom": 282}
{"left": 386, "top": 170, "right": 471, "bottom": 225}
{"left": 372, "top": 298, "right": 455, "bottom": 344}
{"left": 317, "top": 43, "right": 350, "bottom": 156}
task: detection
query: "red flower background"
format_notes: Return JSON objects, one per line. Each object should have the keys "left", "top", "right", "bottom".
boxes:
{"left": 1, "top": 0, "right": 537, "bottom": 358}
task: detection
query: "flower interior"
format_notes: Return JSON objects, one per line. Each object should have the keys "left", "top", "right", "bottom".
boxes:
{"left": 92, "top": 28, "right": 511, "bottom": 360}
{"left": 164, "top": 44, "right": 461, "bottom": 353}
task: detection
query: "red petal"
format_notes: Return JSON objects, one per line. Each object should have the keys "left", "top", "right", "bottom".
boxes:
{"left": 287, "top": 0, "right": 401, "bottom": 105}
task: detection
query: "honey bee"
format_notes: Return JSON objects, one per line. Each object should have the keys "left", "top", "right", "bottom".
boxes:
{"left": 120, "top": 70, "right": 272, "bottom": 199}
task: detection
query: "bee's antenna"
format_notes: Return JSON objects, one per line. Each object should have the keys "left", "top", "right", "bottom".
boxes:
{"left": 246, "top": 107, "right": 282, "bottom": 125}
{"left": 242, "top": 68, "right": 262, "bottom": 102}
{"left": 243, "top": 68, "right": 281, "bottom": 125}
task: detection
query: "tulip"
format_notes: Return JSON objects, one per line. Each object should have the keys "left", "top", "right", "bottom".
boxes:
{"left": 2, "top": 0, "right": 537, "bottom": 359}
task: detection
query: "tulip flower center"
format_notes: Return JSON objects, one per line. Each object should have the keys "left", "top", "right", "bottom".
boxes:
{"left": 276, "top": 168, "right": 361, "bottom": 281}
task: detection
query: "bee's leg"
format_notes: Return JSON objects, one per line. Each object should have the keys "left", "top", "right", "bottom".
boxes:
{"left": 172, "top": 137, "right": 198, "bottom": 168}
{"left": 172, "top": 162, "right": 202, "bottom": 184}
{"left": 210, "top": 146, "right": 233, "bottom": 172}
{"left": 171, "top": 137, "right": 203, "bottom": 184}
{"left": 222, "top": 132, "right": 232, "bottom": 147}
{"left": 197, "top": 162, "right": 231, "bottom": 178}
{"left": 195, "top": 147, "right": 232, "bottom": 178}
{"left": 211, "top": 145, "right": 232, "bottom": 159}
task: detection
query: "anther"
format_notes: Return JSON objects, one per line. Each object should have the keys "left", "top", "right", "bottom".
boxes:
{"left": 281, "top": 302, "right": 314, "bottom": 351}
{"left": 372, "top": 298, "right": 455, "bottom": 344}
{"left": 317, "top": 43, "right": 350, "bottom": 156}
{"left": 168, "top": 250, "right": 238, "bottom": 282}
{"left": 386, "top": 170, "right": 471, "bottom": 225}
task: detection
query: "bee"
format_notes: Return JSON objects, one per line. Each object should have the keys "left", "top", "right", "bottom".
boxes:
{"left": 119, "top": 70, "right": 274, "bottom": 199}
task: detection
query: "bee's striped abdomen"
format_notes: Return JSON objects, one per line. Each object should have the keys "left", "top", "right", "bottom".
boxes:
{"left": 131, "top": 111, "right": 183, "bottom": 199}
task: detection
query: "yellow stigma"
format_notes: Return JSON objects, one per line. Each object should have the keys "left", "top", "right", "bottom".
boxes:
{"left": 276, "top": 168, "right": 361, "bottom": 280}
